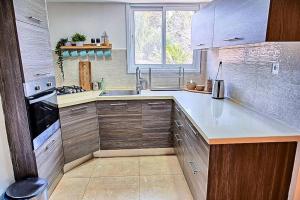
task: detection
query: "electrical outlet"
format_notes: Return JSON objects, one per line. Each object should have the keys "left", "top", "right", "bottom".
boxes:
{"left": 272, "top": 62, "right": 280, "bottom": 75}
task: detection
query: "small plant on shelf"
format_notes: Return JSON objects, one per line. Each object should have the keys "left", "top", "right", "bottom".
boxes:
{"left": 55, "top": 38, "right": 68, "bottom": 79}
{"left": 71, "top": 33, "right": 86, "bottom": 46}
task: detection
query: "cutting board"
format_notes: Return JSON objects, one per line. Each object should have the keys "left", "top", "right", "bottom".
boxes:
{"left": 79, "top": 61, "right": 92, "bottom": 90}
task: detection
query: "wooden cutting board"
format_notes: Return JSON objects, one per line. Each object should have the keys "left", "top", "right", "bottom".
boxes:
{"left": 79, "top": 61, "right": 92, "bottom": 90}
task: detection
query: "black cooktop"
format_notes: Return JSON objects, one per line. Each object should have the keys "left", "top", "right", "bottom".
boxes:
{"left": 56, "top": 85, "right": 85, "bottom": 95}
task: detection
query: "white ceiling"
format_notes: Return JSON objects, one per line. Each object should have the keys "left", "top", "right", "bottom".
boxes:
{"left": 47, "top": 0, "right": 212, "bottom": 3}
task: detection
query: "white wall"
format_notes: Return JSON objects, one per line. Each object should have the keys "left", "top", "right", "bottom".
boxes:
{"left": 0, "top": 96, "right": 14, "bottom": 195}
{"left": 47, "top": 2, "right": 127, "bottom": 49}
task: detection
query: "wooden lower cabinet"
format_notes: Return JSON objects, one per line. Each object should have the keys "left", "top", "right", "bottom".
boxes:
{"left": 34, "top": 129, "right": 64, "bottom": 194}
{"left": 97, "top": 100, "right": 173, "bottom": 150}
{"left": 59, "top": 102, "right": 99, "bottom": 163}
{"left": 173, "top": 103, "right": 297, "bottom": 200}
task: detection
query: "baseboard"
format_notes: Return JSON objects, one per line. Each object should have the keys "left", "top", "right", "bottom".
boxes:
{"left": 63, "top": 154, "right": 93, "bottom": 173}
{"left": 93, "top": 148, "right": 175, "bottom": 158}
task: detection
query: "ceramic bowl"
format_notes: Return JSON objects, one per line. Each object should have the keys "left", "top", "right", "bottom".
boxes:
{"left": 195, "top": 85, "right": 205, "bottom": 91}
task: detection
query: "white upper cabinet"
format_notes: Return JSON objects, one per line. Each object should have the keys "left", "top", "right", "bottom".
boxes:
{"left": 191, "top": 3, "right": 215, "bottom": 49}
{"left": 213, "top": 0, "right": 270, "bottom": 47}
{"left": 191, "top": 0, "right": 300, "bottom": 49}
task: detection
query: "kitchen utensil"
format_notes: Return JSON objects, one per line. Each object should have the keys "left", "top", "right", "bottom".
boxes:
{"left": 79, "top": 61, "right": 92, "bottom": 91}
{"left": 93, "top": 82, "right": 99, "bottom": 90}
{"left": 206, "top": 79, "right": 213, "bottom": 92}
{"left": 195, "top": 85, "right": 205, "bottom": 91}
{"left": 186, "top": 81, "right": 196, "bottom": 90}
{"left": 212, "top": 80, "right": 224, "bottom": 99}
{"left": 212, "top": 62, "right": 225, "bottom": 99}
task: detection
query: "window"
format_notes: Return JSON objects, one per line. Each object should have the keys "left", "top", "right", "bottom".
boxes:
{"left": 127, "top": 4, "right": 200, "bottom": 73}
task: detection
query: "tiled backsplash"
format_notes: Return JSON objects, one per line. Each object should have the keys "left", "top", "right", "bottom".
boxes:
{"left": 206, "top": 43, "right": 300, "bottom": 129}
{"left": 54, "top": 49, "right": 205, "bottom": 89}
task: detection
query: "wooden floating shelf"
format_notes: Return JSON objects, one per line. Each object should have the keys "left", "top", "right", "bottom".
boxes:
{"left": 61, "top": 44, "right": 112, "bottom": 50}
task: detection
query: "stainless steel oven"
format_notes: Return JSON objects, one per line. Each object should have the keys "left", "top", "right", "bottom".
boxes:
{"left": 24, "top": 76, "right": 60, "bottom": 150}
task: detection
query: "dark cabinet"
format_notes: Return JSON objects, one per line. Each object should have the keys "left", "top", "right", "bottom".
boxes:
{"left": 142, "top": 100, "right": 173, "bottom": 148}
{"left": 191, "top": 3, "right": 215, "bottom": 49}
{"left": 60, "top": 102, "right": 99, "bottom": 163}
{"left": 34, "top": 129, "right": 64, "bottom": 194}
{"left": 97, "top": 100, "right": 173, "bottom": 150}
{"left": 97, "top": 101, "right": 143, "bottom": 150}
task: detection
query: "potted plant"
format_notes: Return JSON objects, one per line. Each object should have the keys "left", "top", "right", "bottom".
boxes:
{"left": 55, "top": 38, "right": 68, "bottom": 79}
{"left": 71, "top": 33, "right": 86, "bottom": 46}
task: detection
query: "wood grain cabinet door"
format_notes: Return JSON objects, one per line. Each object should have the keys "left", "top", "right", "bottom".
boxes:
{"left": 34, "top": 129, "right": 64, "bottom": 193}
{"left": 59, "top": 103, "right": 99, "bottom": 163}
{"left": 97, "top": 101, "right": 142, "bottom": 150}
{"left": 16, "top": 21, "right": 54, "bottom": 81}
{"left": 213, "top": 0, "right": 270, "bottom": 47}
{"left": 142, "top": 100, "right": 173, "bottom": 148}
{"left": 182, "top": 118, "right": 210, "bottom": 200}
{"left": 13, "top": 0, "right": 49, "bottom": 29}
{"left": 191, "top": 3, "right": 215, "bottom": 49}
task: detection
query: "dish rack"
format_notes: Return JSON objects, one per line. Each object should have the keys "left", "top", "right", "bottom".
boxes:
{"left": 148, "top": 67, "right": 184, "bottom": 91}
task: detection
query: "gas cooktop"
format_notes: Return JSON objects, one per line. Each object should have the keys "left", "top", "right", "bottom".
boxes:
{"left": 56, "top": 85, "right": 85, "bottom": 95}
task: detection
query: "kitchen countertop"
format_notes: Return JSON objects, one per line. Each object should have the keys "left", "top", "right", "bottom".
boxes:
{"left": 57, "top": 90, "right": 300, "bottom": 145}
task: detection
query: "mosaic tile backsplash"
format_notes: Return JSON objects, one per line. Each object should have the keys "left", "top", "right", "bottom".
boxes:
{"left": 206, "top": 43, "right": 300, "bottom": 129}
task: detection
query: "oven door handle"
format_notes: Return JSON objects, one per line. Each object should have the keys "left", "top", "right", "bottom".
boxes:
{"left": 29, "top": 90, "right": 56, "bottom": 104}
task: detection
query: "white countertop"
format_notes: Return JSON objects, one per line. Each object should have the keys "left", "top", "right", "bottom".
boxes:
{"left": 57, "top": 90, "right": 300, "bottom": 144}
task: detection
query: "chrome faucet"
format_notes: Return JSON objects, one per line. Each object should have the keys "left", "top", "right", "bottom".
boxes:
{"left": 136, "top": 67, "right": 148, "bottom": 94}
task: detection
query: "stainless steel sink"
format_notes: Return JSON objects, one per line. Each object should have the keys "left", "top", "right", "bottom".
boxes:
{"left": 100, "top": 90, "right": 139, "bottom": 96}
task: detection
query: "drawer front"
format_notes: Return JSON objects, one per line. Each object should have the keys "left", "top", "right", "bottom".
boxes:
{"left": 142, "top": 100, "right": 172, "bottom": 115}
{"left": 13, "top": 0, "right": 48, "bottom": 29}
{"left": 35, "top": 129, "right": 64, "bottom": 189}
{"left": 63, "top": 130, "right": 99, "bottom": 163}
{"left": 97, "top": 101, "right": 142, "bottom": 115}
{"left": 60, "top": 102, "right": 97, "bottom": 124}
{"left": 16, "top": 21, "right": 54, "bottom": 82}
{"left": 23, "top": 67, "right": 55, "bottom": 82}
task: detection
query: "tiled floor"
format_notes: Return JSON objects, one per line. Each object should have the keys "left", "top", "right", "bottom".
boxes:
{"left": 50, "top": 155, "right": 193, "bottom": 200}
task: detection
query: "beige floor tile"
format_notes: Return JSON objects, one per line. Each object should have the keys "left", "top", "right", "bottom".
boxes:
{"left": 140, "top": 175, "right": 193, "bottom": 200}
{"left": 50, "top": 177, "right": 89, "bottom": 200}
{"left": 91, "top": 157, "right": 139, "bottom": 177}
{"left": 64, "top": 159, "right": 97, "bottom": 178}
{"left": 139, "top": 156, "right": 182, "bottom": 175}
{"left": 82, "top": 176, "right": 139, "bottom": 200}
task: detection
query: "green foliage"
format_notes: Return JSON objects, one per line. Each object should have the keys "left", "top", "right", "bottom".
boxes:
{"left": 166, "top": 42, "right": 189, "bottom": 64}
{"left": 55, "top": 38, "right": 68, "bottom": 79}
{"left": 71, "top": 33, "right": 86, "bottom": 42}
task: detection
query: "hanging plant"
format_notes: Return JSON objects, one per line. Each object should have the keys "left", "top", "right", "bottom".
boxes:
{"left": 55, "top": 38, "right": 68, "bottom": 79}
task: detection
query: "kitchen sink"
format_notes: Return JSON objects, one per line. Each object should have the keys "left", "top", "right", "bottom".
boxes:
{"left": 100, "top": 90, "right": 139, "bottom": 96}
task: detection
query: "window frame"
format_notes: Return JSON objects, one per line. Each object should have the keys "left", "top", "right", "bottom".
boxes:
{"left": 126, "top": 4, "right": 201, "bottom": 73}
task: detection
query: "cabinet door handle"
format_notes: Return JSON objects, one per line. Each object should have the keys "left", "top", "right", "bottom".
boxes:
{"left": 174, "top": 134, "right": 182, "bottom": 142}
{"left": 188, "top": 161, "right": 200, "bottom": 175}
{"left": 34, "top": 73, "right": 50, "bottom": 77}
{"left": 223, "top": 37, "right": 244, "bottom": 42}
{"left": 148, "top": 102, "right": 166, "bottom": 105}
{"left": 174, "top": 120, "right": 183, "bottom": 129}
{"left": 110, "top": 103, "right": 128, "bottom": 106}
{"left": 187, "top": 123, "right": 197, "bottom": 136}
{"left": 71, "top": 106, "right": 88, "bottom": 112}
{"left": 45, "top": 139, "right": 56, "bottom": 152}
{"left": 28, "top": 16, "right": 43, "bottom": 22}
{"left": 197, "top": 44, "right": 205, "bottom": 46}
